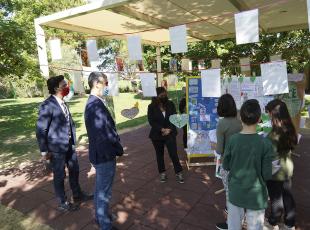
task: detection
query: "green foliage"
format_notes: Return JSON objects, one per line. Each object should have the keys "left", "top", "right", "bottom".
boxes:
{"left": 0, "top": 0, "right": 85, "bottom": 98}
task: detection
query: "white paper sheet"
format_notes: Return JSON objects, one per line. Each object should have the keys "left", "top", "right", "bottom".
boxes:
{"left": 240, "top": 57, "right": 251, "bottom": 72}
{"left": 235, "top": 9, "right": 259, "bottom": 45}
{"left": 198, "top": 60, "right": 205, "bottom": 70}
{"left": 167, "top": 74, "right": 177, "bottom": 87}
{"left": 169, "top": 25, "right": 188, "bottom": 53}
{"left": 261, "top": 61, "right": 289, "bottom": 95}
{"left": 211, "top": 59, "right": 221, "bottom": 68}
{"left": 139, "top": 73, "right": 157, "bottom": 97}
{"left": 106, "top": 73, "right": 119, "bottom": 96}
{"left": 270, "top": 54, "right": 282, "bottom": 62}
{"left": 127, "top": 35, "right": 143, "bottom": 61}
{"left": 49, "top": 39, "right": 62, "bottom": 60}
{"left": 229, "top": 77, "right": 242, "bottom": 109}
{"left": 201, "top": 69, "right": 221, "bottom": 97}
{"left": 181, "top": 59, "right": 192, "bottom": 71}
{"left": 86, "top": 40, "right": 99, "bottom": 62}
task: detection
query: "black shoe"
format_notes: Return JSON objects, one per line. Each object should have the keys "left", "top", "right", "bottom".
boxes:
{"left": 216, "top": 222, "right": 228, "bottom": 230}
{"left": 73, "top": 191, "right": 94, "bottom": 203}
{"left": 57, "top": 201, "right": 79, "bottom": 212}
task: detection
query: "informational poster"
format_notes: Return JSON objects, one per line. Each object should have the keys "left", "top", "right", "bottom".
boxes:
{"left": 261, "top": 61, "right": 289, "bottom": 95}
{"left": 187, "top": 77, "right": 219, "bottom": 155}
{"left": 49, "top": 39, "right": 62, "bottom": 60}
{"left": 222, "top": 76, "right": 274, "bottom": 111}
{"left": 234, "top": 9, "right": 259, "bottom": 44}
{"left": 201, "top": 69, "right": 221, "bottom": 97}
{"left": 86, "top": 39, "right": 99, "bottom": 62}
{"left": 127, "top": 35, "right": 143, "bottom": 61}
{"left": 169, "top": 25, "right": 188, "bottom": 53}
{"left": 139, "top": 73, "right": 157, "bottom": 97}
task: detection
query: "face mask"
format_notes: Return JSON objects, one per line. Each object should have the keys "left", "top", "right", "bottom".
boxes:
{"left": 102, "top": 86, "right": 109, "bottom": 96}
{"left": 159, "top": 96, "right": 168, "bottom": 104}
{"left": 61, "top": 86, "right": 70, "bottom": 97}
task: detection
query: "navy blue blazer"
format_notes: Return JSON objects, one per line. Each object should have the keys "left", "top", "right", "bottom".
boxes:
{"left": 36, "top": 95, "right": 76, "bottom": 154}
{"left": 84, "top": 95, "right": 123, "bottom": 165}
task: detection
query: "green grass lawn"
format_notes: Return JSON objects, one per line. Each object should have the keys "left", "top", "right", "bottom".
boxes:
{"left": 0, "top": 93, "right": 151, "bottom": 169}
{"left": 0, "top": 205, "right": 53, "bottom": 230}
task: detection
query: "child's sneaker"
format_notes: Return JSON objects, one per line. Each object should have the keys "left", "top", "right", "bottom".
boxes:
{"left": 176, "top": 172, "right": 184, "bottom": 184}
{"left": 160, "top": 173, "right": 167, "bottom": 183}
{"left": 216, "top": 222, "right": 228, "bottom": 230}
{"left": 264, "top": 221, "right": 279, "bottom": 230}
{"left": 283, "top": 225, "right": 295, "bottom": 230}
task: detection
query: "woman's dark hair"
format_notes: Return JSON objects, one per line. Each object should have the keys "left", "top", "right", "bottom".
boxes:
{"left": 240, "top": 99, "right": 261, "bottom": 125}
{"left": 217, "top": 94, "right": 237, "bottom": 117}
{"left": 151, "top": 87, "right": 167, "bottom": 104}
{"left": 47, "top": 75, "right": 64, "bottom": 95}
{"left": 266, "top": 99, "right": 297, "bottom": 155}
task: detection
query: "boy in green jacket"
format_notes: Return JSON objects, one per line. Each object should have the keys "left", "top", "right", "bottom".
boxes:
{"left": 223, "top": 99, "right": 274, "bottom": 230}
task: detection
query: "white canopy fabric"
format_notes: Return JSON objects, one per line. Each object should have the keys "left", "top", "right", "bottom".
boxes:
{"left": 36, "top": 0, "right": 309, "bottom": 45}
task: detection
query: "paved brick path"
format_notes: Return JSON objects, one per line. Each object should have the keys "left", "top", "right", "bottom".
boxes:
{"left": 0, "top": 126, "right": 309, "bottom": 230}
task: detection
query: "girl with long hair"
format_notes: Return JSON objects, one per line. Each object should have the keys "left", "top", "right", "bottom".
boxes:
{"left": 265, "top": 99, "right": 298, "bottom": 230}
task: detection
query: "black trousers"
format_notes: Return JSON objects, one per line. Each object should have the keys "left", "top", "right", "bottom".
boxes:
{"left": 151, "top": 137, "right": 183, "bottom": 174}
{"left": 182, "top": 125, "right": 187, "bottom": 148}
{"left": 267, "top": 180, "right": 296, "bottom": 227}
{"left": 51, "top": 141, "right": 81, "bottom": 204}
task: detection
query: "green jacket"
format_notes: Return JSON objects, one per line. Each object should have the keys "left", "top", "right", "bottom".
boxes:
{"left": 223, "top": 133, "right": 274, "bottom": 210}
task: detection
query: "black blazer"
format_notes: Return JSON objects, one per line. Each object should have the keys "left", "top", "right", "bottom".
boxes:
{"left": 147, "top": 100, "right": 177, "bottom": 140}
{"left": 36, "top": 95, "right": 76, "bottom": 154}
{"left": 84, "top": 95, "right": 123, "bottom": 165}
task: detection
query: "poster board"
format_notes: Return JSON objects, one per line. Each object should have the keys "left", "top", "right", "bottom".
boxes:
{"left": 186, "top": 76, "right": 219, "bottom": 167}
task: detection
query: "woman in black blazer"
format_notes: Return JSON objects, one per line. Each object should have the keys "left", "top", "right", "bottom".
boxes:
{"left": 147, "top": 87, "right": 184, "bottom": 183}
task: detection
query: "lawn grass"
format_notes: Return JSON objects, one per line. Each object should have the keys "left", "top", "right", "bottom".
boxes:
{"left": 0, "top": 93, "right": 151, "bottom": 169}
{"left": 0, "top": 204, "right": 53, "bottom": 230}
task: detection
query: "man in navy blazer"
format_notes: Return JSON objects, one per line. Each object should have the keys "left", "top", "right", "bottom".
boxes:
{"left": 36, "top": 75, "right": 92, "bottom": 212}
{"left": 84, "top": 72, "right": 123, "bottom": 230}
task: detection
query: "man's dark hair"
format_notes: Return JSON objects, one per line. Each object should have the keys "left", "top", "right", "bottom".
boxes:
{"left": 47, "top": 75, "right": 64, "bottom": 95}
{"left": 88, "top": 72, "right": 107, "bottom": 89}
{"left": 217, "top": 94, "right": 237, "bottom": 117}
{"left": 240, "top": 99, "right": 261, "bottom": 125}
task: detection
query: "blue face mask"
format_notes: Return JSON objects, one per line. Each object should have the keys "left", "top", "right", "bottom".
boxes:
{"left": 102, "top": 86, "right": 109, "bottom": 96}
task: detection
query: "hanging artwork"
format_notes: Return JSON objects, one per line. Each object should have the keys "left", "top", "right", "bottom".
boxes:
{"left": 169, "top": 59, "right": 178, "bottom": 71}
{"left": 49, "top": 39, "right": 62, "bottom": 60}
{"left": 86, "top": 39, "right": 99, "bottom": 62}
{"left": 115, "top": 57, "right": 124, "bottom": 71}
{"left": 234, "top": 9, "right": 259, "bottom": 44}
{"left": 121, "top": 102, "right": 139, "bottom": 119}
{"left": 169, "top": 24, "right": 188, "bottom": 53}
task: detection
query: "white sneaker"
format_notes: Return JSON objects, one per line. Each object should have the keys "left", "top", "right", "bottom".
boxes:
{"left": 264, "top": 221, "right": 279, "bottom": 230}
{"left": 283, "top": 225, "right": 295, "bottom": 230}
{"left": 176, "top": 172, "right": 184, "bottom": 184}
{"left": 160, "top": 173, "right": 167, "bottom": 183}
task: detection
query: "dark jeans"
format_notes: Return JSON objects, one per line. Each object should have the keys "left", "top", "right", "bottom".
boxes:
{"left": 93, "top": 159, "right": 116, "bottom": 230}
{"left": 182, "top": 125, "right": 187, "bottom": 148}
{"left": 51, "top": 144, "right": 81, "bottom": 204}
{"left": 152, "top": 137, "right": 183, "bottom": 174}
{"left": 267, "top": 180, "right": 296, "bottom": 227}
